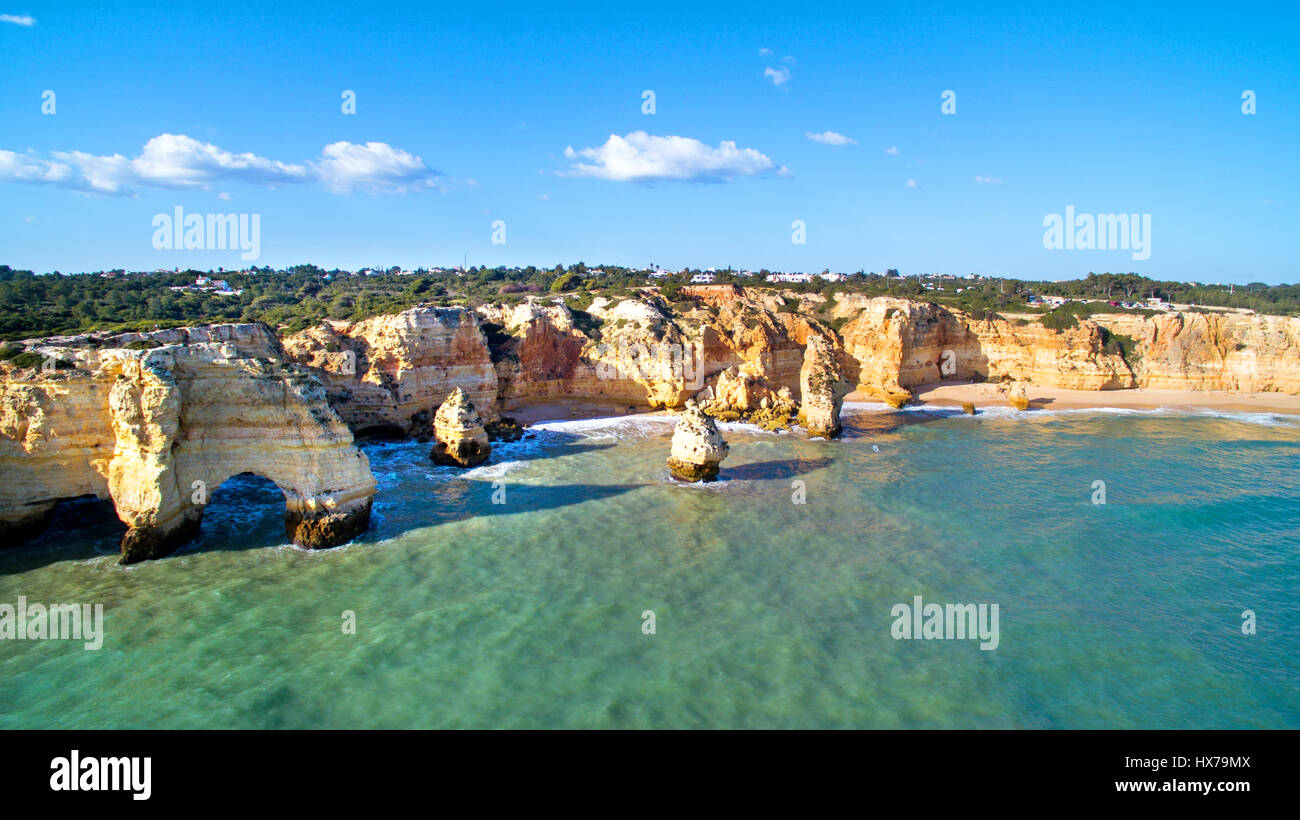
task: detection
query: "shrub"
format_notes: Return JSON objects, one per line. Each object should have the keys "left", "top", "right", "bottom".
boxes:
{"left": 549, "top": 272, "right": 581, "bottom": 292}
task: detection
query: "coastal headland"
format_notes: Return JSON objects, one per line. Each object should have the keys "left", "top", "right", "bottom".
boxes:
{"left": 4, "top": 284, "right": 1298, "bottom": 561}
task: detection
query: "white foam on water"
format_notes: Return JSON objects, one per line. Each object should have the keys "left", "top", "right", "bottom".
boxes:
{"left": 466, "top": 460, "right": 527, "bottom": 480}
{"left": 530, "top": 413, "right": 675, "bottom": 439}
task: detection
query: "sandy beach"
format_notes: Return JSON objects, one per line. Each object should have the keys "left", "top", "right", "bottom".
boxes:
{"left": 869, "top": 382, "right": 1300, "bottom": 415}
{"left": 506, "top": 383, "right": 1300, "bottom": 428}
{"left": 505, "top": 400, "right": 663, "bottom": 426}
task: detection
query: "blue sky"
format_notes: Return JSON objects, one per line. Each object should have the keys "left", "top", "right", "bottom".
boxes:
{"left": 1, "top": 0, "right": 1297, "bottom": 282}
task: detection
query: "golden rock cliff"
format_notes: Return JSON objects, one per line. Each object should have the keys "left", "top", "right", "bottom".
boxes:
{"left": 834, "top": 296, "right": 1136, "bottom": 398}
{"left": 1091, "top": 311, "right": 1300, "bottom": 393}
{"left": 282, "top": 307, "right": 499, "bottom": 436}
{"left": 0, "top": 327, "right": 376, "bottom": 563}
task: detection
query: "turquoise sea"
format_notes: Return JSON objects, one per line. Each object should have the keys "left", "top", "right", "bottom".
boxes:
{"left": 2, "top": 404, "right": 1298, "bottom": 729}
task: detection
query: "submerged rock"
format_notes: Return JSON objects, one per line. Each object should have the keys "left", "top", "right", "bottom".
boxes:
{"left": 485, "top": 416, "right": 524, "bottom": 442}
{"left": 799, "top": 334, "right": 853, "bottom": 438}
{"left": 962, "top": 402, "right": 976, "bottom": 415}
{"left": 667, "top": 400, "right": 729, "bottom": 482}
{"left": 430, "top": 388, "right": 492, "bottom": 467}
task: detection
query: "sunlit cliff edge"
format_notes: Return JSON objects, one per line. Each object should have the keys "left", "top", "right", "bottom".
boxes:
{"left": 3, "top": 285, "right": 1297, "bottom": 561}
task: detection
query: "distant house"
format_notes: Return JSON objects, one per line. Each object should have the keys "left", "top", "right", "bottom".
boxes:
{"left": 690, "top": 273, "right": 716, "bottom": 284}
{"left": 767, "top": 272, "right": 815, "bottom": 284}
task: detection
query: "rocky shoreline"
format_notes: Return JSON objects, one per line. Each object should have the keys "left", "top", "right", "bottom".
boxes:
{"left": 3, "top": 285, "right": 1298, "bottom": 562}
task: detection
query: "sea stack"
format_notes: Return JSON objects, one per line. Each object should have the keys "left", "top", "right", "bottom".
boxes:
{"left": 667, "top": 400, "right": 729, "bottom": 482}
{"left": 1006, "top": 382, "right": 1030, "bottom": 411}
{"left": 430, "top": 387, "right": 492, "bottom": 467}
{"left": 799, "top": 334, "right": 853, "bottom": 438}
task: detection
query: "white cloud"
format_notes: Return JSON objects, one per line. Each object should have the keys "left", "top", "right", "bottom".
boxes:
{"left": 905, "top": 179, "right": 919, "bottom": 188}
{"left": 0, "top": 150, "right": 74, "bottom": 186}
{"left": 0, "top": 14, "right": 35, "bottom": 25}
{"left": 763, "top": 66, "right": 790, "bottom": 87}
{"left": 52, "top": 133, "right": 310, "bottom": 193}
{"left": 537, "top": 193, "right": 550, "bottom": 200}
{"left": 1, "top": 134, "right": 438, "bottom": 195}
{"left": 884, "top": 146, "right": 899, "bottom": 155}
{"left": 314, "top": 141, "right": 438, "bottom": 194}
{"left": 759, "top": 47, "right": 773, "bottom": 57}
{"left": 217, "top": 192, "right": 231, "bottom": 200}
{"left": 974, "top": 175, "right": 1004, "bottom": 184}
{"left": 782, "top": 55, "right": 796, "bottom": 65}
{"left": 561, "top": 131, "right": 782, "bottom": 183}
{"left": 805, "top": 131, "right": 856, "bottom": 146}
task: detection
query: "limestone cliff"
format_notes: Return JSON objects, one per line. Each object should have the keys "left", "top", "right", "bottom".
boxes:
{"left": 1091, "top": 311, "right": 1300, "bottom": 393}
{"left": 833, "top": 294, "right": 1300, "bottom": 397}
{"left": 283, "top": 307, "right": 498, "bottom": 436}
{"left": 835, "top": 296, "right": 1135, "bottom": 399}
{"left": 0, "top": 329, "right": 375, "bottom": 563}
{"left": 479, "top": 286, "right": 840, "bottom": 416}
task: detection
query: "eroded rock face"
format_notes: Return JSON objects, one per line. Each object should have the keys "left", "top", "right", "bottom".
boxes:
{"left": 0, "top": 333, "right": 376, "bottom": 563}
{"left": 1091, "top": 311, "right": 1300, "bottom": 393}
{"left": 430, "top": 387, "right": 491, "bottom": 468}
{"left": 833, "top": 294, "right": 1300, "bottom": 397}
{"left": 283, "top": 307, "right": 498, "bottom": 436}
{"left": 667, "top": 400, "right": 729, "bottom": 482}
{"left": 799, "top": 334, "right": 852, "bottom": 438}
{"left": 835, "top": 297, "right": 1135, "bottom": 396}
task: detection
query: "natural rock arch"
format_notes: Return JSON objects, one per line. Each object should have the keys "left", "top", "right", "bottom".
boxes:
{"left": 0, "top": 334, "right": 376, "bottom": 564}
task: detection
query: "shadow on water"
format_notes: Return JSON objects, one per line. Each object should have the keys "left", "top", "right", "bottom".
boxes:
{"left": 722, "top": 457, "right": 834, "bottom": 481}
{"left": 840, "top": 407, "right": 960, "bottom": 437}
{"left": 0, "top": 495, "right": 124, "bottom": 575}
{"left": 1, "top": 428, "right": 836, "bottom": 571}
{"left": 505, "top": 431, "right": 618, "bottom": 462}
{"left": 395, "top": 480, "right": 650, "bottom": 530}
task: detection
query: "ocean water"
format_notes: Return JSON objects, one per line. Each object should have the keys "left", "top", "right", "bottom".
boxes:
{"left": 2, "top": 405, "right": 1298, "bottom": 729}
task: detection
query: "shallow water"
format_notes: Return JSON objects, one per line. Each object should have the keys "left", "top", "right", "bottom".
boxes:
{"left": 2, "top": 406, "right": 1298, "bottom": 728}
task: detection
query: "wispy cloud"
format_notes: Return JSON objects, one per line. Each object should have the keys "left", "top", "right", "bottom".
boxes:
{"left": 974, "top": 175, "right": 1004, "bottom": 184}
{"left": 0, "top": 150, "right": 74, "bottom": 186}
{"left": 884, "top": 146, "right": 899, "bottom": 155}
{"left": 0, "top": 134, "right": 440, "bottom": 195}
{"left": 905, "top": 179, "right": 919, "bottom": 188}
{"left": 0, "top": 13, "right": 35, "bottom": 26}
{"left": 805, "top": 131, "right": 856, "bottom": 146}
{"left": 561, "top": 131, "right": 784, "bottom": 183}
{"left": 759, "top": 47, "right": 773, "bottom": 57}
{"left": 764, "top": 66, "right": 790, "bottom": 87}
